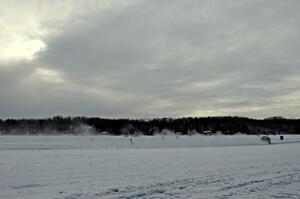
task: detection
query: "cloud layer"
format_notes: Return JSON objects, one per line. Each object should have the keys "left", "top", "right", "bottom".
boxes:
{"left": 1, "top": 0, "right": 300, "bottom": 118}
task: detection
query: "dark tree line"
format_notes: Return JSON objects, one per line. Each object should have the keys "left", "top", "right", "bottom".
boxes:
{"left": 0, "top": 116, "right": 299, "bottom": 135}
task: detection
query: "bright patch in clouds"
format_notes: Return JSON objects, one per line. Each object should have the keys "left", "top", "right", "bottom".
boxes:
{"left": 0, "top": 35, "right": 46, "bottom": 62}
{"left": 33, "top": 68, "right": 64, "bottom": 83}
{"left": 0, "top": 0, "right": 134, "bottom": 63}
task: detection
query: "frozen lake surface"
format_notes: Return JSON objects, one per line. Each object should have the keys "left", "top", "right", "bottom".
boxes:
{"left": 1, "top": 135, "right": 300, "bottom": 199}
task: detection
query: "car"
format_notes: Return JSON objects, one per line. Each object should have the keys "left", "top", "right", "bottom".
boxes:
{"left": 260, "top": 136, "right": 271, "bottom": 144}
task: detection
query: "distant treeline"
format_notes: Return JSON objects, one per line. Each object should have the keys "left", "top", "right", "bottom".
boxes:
{"left": 0, "top": 116, "right": 299, "bottom": 135}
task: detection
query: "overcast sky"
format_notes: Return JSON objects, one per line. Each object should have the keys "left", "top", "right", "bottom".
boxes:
{"left": 0, "top": 0, "right": 300, "bottom": 119}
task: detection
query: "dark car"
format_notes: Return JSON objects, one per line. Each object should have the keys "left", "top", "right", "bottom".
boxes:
{"left": 260, "top": 136, "right": 271, "bottom": 144}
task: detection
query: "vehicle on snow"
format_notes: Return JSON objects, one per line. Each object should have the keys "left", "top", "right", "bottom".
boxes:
{"left": 280, "top": 135, "right": 284, "bottom": 140}
{"left": 260, "top": 136, "right": 271, "bottom": 144}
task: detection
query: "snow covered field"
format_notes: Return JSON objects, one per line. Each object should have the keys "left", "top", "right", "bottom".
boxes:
{"left": 1, "top": 135, "right": 300, "bottom": 199}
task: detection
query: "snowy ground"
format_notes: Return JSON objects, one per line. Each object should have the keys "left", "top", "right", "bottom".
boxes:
{"left": 0, "top": 135, "right": 300, "bottom": 199}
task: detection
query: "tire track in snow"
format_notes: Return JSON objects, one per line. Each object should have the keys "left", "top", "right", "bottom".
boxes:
{"left": 63, "top": 167, "right": 300, "bottom": 199}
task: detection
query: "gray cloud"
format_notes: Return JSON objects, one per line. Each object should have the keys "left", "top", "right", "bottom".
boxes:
{"left": 1, "top": 0, "right": 300, "bottom": 118}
